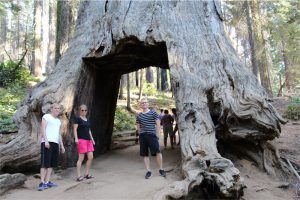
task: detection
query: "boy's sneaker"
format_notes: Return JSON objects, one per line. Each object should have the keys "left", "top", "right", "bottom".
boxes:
{"left": 145, "top": 171, "right": 152, "bottom": 179}
{"left": 37, "top": 183, "right": 48, "bottom": 191}
{"left": 159, "top": 169, "right": 166, "bottom": 177}
{"left": 46, "top": 181, "right": 58, "bottom": 187}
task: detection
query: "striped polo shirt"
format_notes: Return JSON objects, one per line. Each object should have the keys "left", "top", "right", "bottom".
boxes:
{"left": 136, "top": 110, "right": 159, "bottom": 134}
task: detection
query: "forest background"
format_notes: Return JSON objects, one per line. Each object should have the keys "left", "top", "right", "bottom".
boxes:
{"left": 0, "top": 0, "right": 299, "bottom": 134}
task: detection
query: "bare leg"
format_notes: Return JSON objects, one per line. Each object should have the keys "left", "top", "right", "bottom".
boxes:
{"left": 170, "top": 136, "right": 174, "bottom": 149}
{"left": 40, "top": 168, "right": 46, "bottom": 183}
{"left": 45, "top": 168, "right": 52, "bottom": 183}
{"left": 174, "top": 134, "right": 176, "bottom": 144}
{"left": 164, "top": 136, "right": 167, "bottom": 148}
{"left": 156, "top": 153, "right": 163, "bottom": 170}
{"left": 76, "top": 154, "right": 85, "bottom": 177}
{"left": 85, "top": 152, "right": 93, "bottom": 176}
{"left": 144, "top": 156, "right": 150, "bottom": 171}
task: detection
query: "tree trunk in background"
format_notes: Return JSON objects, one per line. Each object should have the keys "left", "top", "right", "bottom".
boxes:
{"left": 55, "top": 0, "right": 77, "bottom": 64}
{"left": 42, "top": 0, "right": 49, "bottom": 74}
{"left": 138, "top": 69, "right": 143, "bottom": 100}
{"left": 45, "top": 0, "right": 57, "bottom": 74}
{"left": 156, "top": 67, "right": 160, "bottom": 91}
{"left": 146, "top": 67, "right": 154, "bottom": 83}
{"left": 0, "top": 13, "right": 7, "bottom": 61}
{"left": 250, "top": 0, "right": 273, "bottom": 97}
{"left": 161, "top": 68, "right": 168, "bottom": 91}
{"left": 31, "top": 0, "right": 43, "bottom": 77}
{"left": 135, "top": 71, "right": 139, "bottom": 87}
{"left": 7, "top": 1, "right": 287, "bottom": 199}
{"left": 126, "top": 73, "right": 131, "bottom": 110}
{"left": 281, "top": 39, "right": 292, "bottom": 92}
{"left": 119, "top": 75, "right": 125, "bottom": 99}
{"left": 245, "top": 1, "right": 258, "bottom": 77}
{"left": 16, "top": 2, "right": 20, "bottom": 58}
{"left": 277, "top": 74, "right": 283, "bottom": 97}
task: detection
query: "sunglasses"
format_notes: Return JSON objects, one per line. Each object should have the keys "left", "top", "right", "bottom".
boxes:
{"left": 81, "top": 110, "right": 87, "bottom": 112}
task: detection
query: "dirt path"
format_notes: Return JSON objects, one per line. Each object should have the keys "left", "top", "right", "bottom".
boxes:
{"left": 3, "top": 142, "right": 182, "bottom": 200}
{"left": 3, "top": 123, "right": 298, "bottom": 200}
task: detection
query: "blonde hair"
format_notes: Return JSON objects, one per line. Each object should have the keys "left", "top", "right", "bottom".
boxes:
{"left": 79, "top": 104, "right": 88, "bottom": 111}
{"left": 140, "top": 97, "right": 148, "bottom": 102}
{"left": 50, "top": 103, "right": 60, "bottom": 109}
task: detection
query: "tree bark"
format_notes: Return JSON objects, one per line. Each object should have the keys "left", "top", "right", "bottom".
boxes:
{"left": 138, "top": 69, "right": 143, "bottom": 100}
{"left": 146, "top": 67, "right": 154, "bottom": 83}
{"left": 245, "top": 1, "right": 258, "bottom": 77}
{"left": 156, "top": 67, "right": 161, "bottom": 90}
{"left": 126, "top": 73, "right": 131, "bottom": 111}
{"left": 55, "top": 0, "right": 77, "bottom": 64}
{"left": 281, "top": 39, "right": 292, "bottom": 92}
{"left": 31, "top": 0, "right": 43, "bottom": 77}
{"left": 161, "top": 68, "right": 169, "bottom": 91}
{"left": 0, "top": 11, "right": 7, "bottom": 62}
{"left": 250, "top": 0, "right": 273, "bottom": 97}
{"left": 135, "top": 71, "right": 139, "bottom": 87}
{"left": 119, "top": 74, "right": 125, "bottom": 99}
{"left": 7, "top": 1, "right": 287, "bottom": 199}
{"left": 0, "top": 173, "right": 26, "bottom": 195}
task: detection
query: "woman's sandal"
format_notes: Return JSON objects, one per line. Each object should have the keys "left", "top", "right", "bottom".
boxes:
{"left": 76, "top": 176, "right": 84, "bottom": 182}
{"left": 84, "top": 174, "right": 94, "bottom": 179}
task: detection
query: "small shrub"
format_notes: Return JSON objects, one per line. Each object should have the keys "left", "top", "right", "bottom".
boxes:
{"left": 0, "top": 60, "right": 34, "bottom": 87}
{"left": 113, "top": 106, "right": 136, "bottom": 132}
{"left": 291, "top": 97, "right": 300, "bottom": 104}
{"left": 143, "top": 83, "right": 157, "bottom": 96}
{"left": 0, "top": 85, "right": 27, "bottom": 132}
{"left": 285, "top": 103, "right": 300, "bottom": 120}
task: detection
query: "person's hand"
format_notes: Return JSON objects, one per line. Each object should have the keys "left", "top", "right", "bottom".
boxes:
{"left": 75, "top": 138, "right": 78, "bottom": 143}
{"left": 60, "top": 146, "right": 65, "bottom": 154}
{"left": 45, "top": 141, "right": 50, "bottom": 149}
{"left": 92, "top": 140, "right": 95, "bottom": 145}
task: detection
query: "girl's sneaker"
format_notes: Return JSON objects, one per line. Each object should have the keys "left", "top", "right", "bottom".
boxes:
{"left": 37, "top": 183, "right": 48, "bottom": 191}
{"left": 46, "top": 181, "right": 58, "bottom": 187}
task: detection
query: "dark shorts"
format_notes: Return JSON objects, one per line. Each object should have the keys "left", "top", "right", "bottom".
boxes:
{"left": 41, "top": 142, "right": 59, "bottom": 168}
{"left": 163, "top": 124, "right": 174, "bottom": 138}
{"left": 139, "top": 133, "right": 161, "bottom": 157}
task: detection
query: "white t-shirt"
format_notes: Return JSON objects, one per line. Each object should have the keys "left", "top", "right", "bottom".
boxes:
{"left": 41, "top": 113, "right": 61, "bottom": 144}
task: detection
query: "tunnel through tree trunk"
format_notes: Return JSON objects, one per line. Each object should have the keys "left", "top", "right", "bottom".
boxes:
{"left": 7, "top": 1, "right": 288, "bottom": 199}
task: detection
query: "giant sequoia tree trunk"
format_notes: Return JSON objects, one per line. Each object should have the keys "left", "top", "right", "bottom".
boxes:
{"left": 2, "top": 1, "right": 287, "bottom": 199}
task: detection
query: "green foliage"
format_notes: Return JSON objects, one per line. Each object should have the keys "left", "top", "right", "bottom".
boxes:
{"left": 143, "top": 83, "right": 157, "bottom": 96}
{"left": 291, "top": 97, "right": 300, "bottom": 104}
{"left": 113, "top": 106, "right": 136, "bottom": 132}
{"left": 0, "top": 85, "right": 27, "bottom": 132}
{"left": 286, "top": 104, "right": 300, "bottom": 120}
{"left": 285, "top": 96, "right": 300, "bottom": 120}
{"left": 0, "top": 60, "right": 35, "bottom": 87}
{"left": 267, "top": 0, "right": 300, "bottom": 93}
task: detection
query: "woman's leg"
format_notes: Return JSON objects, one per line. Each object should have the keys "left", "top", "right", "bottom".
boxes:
{"left": 76, "top": 154, "right": 85, "bottom": 177}
{"left": 85, "top": 152, "right": 93, "bottom": 176}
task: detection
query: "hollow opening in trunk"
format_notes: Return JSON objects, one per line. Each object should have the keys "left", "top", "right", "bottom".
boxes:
{"left": 74, "top": 36, "right": 179, "bottom": 159}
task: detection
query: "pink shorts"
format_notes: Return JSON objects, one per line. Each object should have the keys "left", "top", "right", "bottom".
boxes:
{"left": 77, "top": 139, "right": 94, "bottom": 154}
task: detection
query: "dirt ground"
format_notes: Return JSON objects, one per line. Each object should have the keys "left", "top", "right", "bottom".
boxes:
{"left": 3, "top": 97, "right": 300, "bottom": 200}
